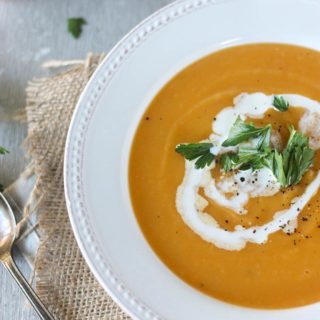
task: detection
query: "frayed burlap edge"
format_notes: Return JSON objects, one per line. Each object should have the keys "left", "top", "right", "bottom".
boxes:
{"left": 22, "top": 54, "right": 131, "bottom": 320}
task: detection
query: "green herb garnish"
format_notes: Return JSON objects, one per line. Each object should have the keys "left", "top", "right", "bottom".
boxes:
{"left": 270, "top": 149, "right": 286, "bottom": 186}
{"left": 0, "top": 147, "right": 9, "bottom": 155}
{"left": 67, "top": 17, "right": 87, "bottom": 39}
{"left": 220, "top": 147, "right": 272, "bottom": 172}
{"left": 220, "top": 153, "right": 238, "bottom": 172}
{"left": 175, "top": 143, "right": 215, "bottom": 169}
{"left": 273, "top": 95, "right": 289, "bottom": 112}
{"left": 281, "top": 125, "right": 314, "bottom": 187}
{"left": 176, "top": 114, "right": 314, "bottom": 188}
{"left": 237, "top": 147, "right": 272, "bottom": 170}
{"left": 221, "top": 124, "right": 314, "bottom": 187}
{"left": 222, "top": 116, "right": 271, "bottom": 148}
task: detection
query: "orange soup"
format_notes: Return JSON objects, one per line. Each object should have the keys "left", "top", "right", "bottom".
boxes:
{"left": 129, "top": 44, "right": 320, "bottom": 308}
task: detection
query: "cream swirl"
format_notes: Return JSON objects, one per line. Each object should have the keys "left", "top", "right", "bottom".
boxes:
{"left": 176, "top": 92, "right": 320, "bottom": 250}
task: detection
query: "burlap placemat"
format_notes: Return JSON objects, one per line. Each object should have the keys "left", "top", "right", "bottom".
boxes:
{"left": 24, "top": 54, "right": 131, "bottom": 320}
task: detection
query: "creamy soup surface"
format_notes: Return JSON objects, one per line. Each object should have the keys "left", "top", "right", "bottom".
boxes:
{"left": 129, "top": 44, "right": 320, "bottom": 308}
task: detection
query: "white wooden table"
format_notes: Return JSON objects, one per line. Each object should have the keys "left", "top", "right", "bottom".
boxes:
{"left": 0, "top": 1, "right": 173, "bottom": 318}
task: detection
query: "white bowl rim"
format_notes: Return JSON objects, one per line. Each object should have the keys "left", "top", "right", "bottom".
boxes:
{"left": 64, "top": 0, "right": 320, "bottom": 319}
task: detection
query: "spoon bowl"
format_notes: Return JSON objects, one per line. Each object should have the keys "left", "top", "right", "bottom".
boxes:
{"left": 0, "top": 193, "right": 16, "bottom": 259}
{"left": 0, "top": 192, "right": 54, "bottom": 319}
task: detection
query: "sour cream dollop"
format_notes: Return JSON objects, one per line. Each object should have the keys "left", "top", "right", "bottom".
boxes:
{"left": 176, "top": 92, "right": 320, "bottom": 251}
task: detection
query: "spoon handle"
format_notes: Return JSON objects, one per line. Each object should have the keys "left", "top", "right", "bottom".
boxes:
{"left": 2, "top": 255, "right": 55, "bottom": 320}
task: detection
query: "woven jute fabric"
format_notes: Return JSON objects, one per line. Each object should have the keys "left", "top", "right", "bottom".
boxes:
{"left": 25, "top": 54, "right": 131, "bottom": 320}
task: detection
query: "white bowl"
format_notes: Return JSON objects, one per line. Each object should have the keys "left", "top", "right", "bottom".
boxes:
{"left": 64, "top": 0, "right": 320, "bottom": 319}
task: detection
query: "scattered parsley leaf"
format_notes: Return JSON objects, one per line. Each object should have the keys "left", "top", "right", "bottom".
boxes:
{"left": 273, "top": 95, "right": 289, "bottom": 112}
{"left": 0, "top": 147, "right": 9, "bottom": 155}
{"left": 222, "top": 117, "right": 271, "bottom": 148}
{"left": 67, "top": 17, "right": 87, "bottom": 39}
{"left": 175, "top": 143, "right": 215, "bottom": 169}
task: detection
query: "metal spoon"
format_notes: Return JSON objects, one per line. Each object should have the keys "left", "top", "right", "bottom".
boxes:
{"left": 0, "top": 192, "right": 54, "bottom": 319}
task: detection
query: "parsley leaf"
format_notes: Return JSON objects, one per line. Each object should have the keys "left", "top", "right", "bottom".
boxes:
{"left": 222, "top": 116, "right": 271, "bottom": 148}
{"left": 68, "top": 17, "right": 87, "bottom": 39}
{"left": 237, "top": 147, "right": 272, "bottom": 170}
{"left": 255, "top": 124, "right": 271, "bottom": 150}
{"left": 273, "top": 95, "right": 289, "bottom": 112}
{"left": 194, "top": 151, "right": 216, "bottom": 169}
{"left": 220, "top": 153, "right": 238, "bottom": 172}
{"left": 281, "top": 125, "right": 314, "bottom": 187}
{"left": 0, "top": 147, "right": 9, "bottom": 155}
{"left": 220, "top": 148, "right": 272, "bottom": 172}
{"left": 175, "top": 143, "right": 215, "bottom": 169}
{"left": 176, "top": 117, "right": 314, "bottom": 187}
{"left": 270, "top": 150, "right": 286, "bottom": 187}
{"left": 221, "top": 125, "right": 314, "bottom": 187}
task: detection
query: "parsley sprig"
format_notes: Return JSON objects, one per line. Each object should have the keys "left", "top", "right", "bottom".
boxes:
{"left": 175, "top": 143, "right": 215, "bottom": 169}
{"left": 221, "top": 147, "right": 272, "bottom": 172}
{"left": 222, "top": 116, "right": 271, "bottom": 150}
{"left": 220, "top": 121, "right": 314, "bottom": 187}
{"left": 176, "top": 116, "right": 314, "bottom": 188}
{"left": 281, "top": 126, "right": 314, "bottom": 186}
{"left": 273, "top": 95, "right": 289, "bottom": 112}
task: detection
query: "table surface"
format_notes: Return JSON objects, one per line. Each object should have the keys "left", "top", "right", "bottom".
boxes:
{"left": 0, "top": 1, "right": 173, "bottom": 319}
